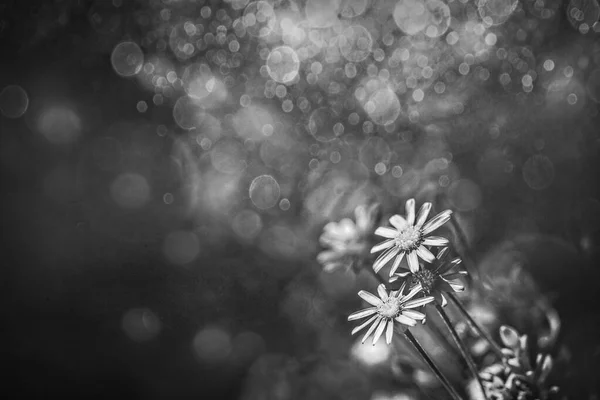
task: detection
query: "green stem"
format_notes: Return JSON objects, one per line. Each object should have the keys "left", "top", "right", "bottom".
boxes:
{"left": 447, "top": 292, "right": 503, "bottom": 358}
{"left": 435, "top": 304, "right": 488, "bottom": 400}
{"left": 403, "top": 329, "right": 463, "bottom": 400}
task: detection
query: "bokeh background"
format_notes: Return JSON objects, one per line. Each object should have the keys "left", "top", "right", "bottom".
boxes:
{"left": 1, "top": 0, "right": 600, "bottom": 398}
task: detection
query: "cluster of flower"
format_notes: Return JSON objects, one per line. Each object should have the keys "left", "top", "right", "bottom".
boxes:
{"left": 317, "top": 198, "right": 559, "bottom": 400}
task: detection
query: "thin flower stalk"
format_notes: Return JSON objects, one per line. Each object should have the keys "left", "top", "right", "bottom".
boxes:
{"left": 403, "top": 329, "right": 463, "bottom": 400}
{"left": 447, "top": 292, "right": 504, "bottom": 358}
{"left": 435, "top": 304, "right": 488, "bottom": 400}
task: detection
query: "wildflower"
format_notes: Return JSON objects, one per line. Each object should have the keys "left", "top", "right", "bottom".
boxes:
{"left": 390, "top": 247, "right": 467, "bottom": 307}
{"left": 473, "top": 326, "right": 558, "bottom": 400}
{"left": 348, "top": 283, "right": 433, "bottom": 345}
{"left": 371, "top": 198, "right": 452, "bottom": 276}
{"left": 317, "top": 203, "right": 379, "bottom": 272}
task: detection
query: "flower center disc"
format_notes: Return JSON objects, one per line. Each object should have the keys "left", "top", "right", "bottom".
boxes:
{"left": 377, "top": 298, "right": 400, "bottom": 318}
{"left": 414, "top": 269, "right": 435, "bottom": 293}
{"left": 394, "top": 226, "right": 422, "bottom": 250}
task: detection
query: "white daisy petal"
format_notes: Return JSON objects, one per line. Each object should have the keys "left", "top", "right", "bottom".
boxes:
{"left": 348, "top": 307, "right": 377, "bottom": 321}
{"left": 386, "top": 320, "right": 394, "bottom": 344}
{"left": 416, "top": 245, "right": 435, "bottom": 263}
{"left": 362, "top": 316, "right": 382, "bottom": 343}
{"left": 436, "top": 246, "right": 450, "bottom": 260}
{"left": 377, "top": 284, "right": 388, "bottom": 301}
{"left": 395, "top": 315, "right": 416, "bottom": 327}
{"left": 422, "top": 236, "right": 450, "bottom": 247}
{"left": 352, "top": 314, "right": 378, "bottom": 335}
{"left": 402, "top": 310, "right": 425, "bottom": 320}
{"left": 407, "top": 251, "right": 420, "bottom": 273}
{"left": 440, "top": 294, "right": 447, "bottom": 307}
{"left": 403, "top": 283, "right": 423, "bottom": 301}
{"left": 371, "top": 239, "right": 395, "bottom": 254}
{"left": 443, "top": 278, "right": 465, "bottom": 292}
{"left": 389, "top": 215, "right": 407, "bottom": 230}
{"left": 388, "top": 251, "right": 405, "bottom": 276}
{"left": 372, "top": 318, "right": 388, "bottom": 345}
{"left": 358, "top": 290, "right": 383, "bottom": 306}
{"left": 373, "top": 247, "right": 400, "bottom": 273}
{"left": 375, "top": 227, "right": 397, "bottom": 238}
{"left": 405, "top": 198, "right": 416, "bottom": 225}
{"left": 404, "top": 296, "right": 435, "bottom": 309}
{"left": 415, "top": 202, "right": 432, "bottom": 227}
{"left": 422, "top": 210, "right": 452, "bottom": 235}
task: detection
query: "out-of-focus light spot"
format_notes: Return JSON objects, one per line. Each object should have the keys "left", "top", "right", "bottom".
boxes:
{"left": 478, "top": 0, "right": 519, "bottom": 26}
{"left": 136, "top": 100, "right": 148, "bottom": 113}
{"left": 266, "top": 46, "right": 300, "bottom": 84}
{"left": 339, "top": 25, "right": 373, "bottom": 63}
{"left": 243, "top": 1, "right": 276, "bottom": 37}
{"left": 374, "top": 162, "right": 387, "bottom": 175}
{"left": 360, "top": 136, "right": 392, "bottom": 171}
{"left": 567, "top": 93, "right": 578, "bottom": 104}
{"left": 340, "top": 0, "right": 369, "bottom": 18}
{"left": 350, "top": 338, "right": 391, "bottom": 367}
{"left": 394, "top": 0, "right": 430, "bottom": 35}
{"left": 0, "top": 85, "right": 29, "bottom": 118}
{"left": 211, "top": 138, "right": 247, "bottom": 174}
{"left": 249, "top": 175, "right": 280, "bottom": 210}
{"left": 567, "top": 0, "right": 600, "bottom": 34}
{"left": 233, "top": 105, "right": 275, "bottom": 141}
{"left": 92, "top": 137, "right": 122, "bottom": 171}
{"left": 543, "top": 59, "right": 555, "bottom": 71}
{"left": 330, "top": 151, "right": 342, "bottom": 163}
{"left": 423, "top": 0, "right": 451, "bottom": 38}
{"left": 37, "top": 105, "right": 81, "bottom": 144}
{"left": 228, "top": 0, "right": 251, "bottom": 10}
{"left": 305, "top": 0, "right": 340, "bottom": 27}
{"left": 232, "top": 209, "right": 263, "bottom": 240}
{"left": 448, "top": 179, "right": 482, "bottom": 211}
{"left": 163, "top": 192, "right": 174, "bottom": 204}
{"left": 279, "top": 198, "right": 291, "bottom": 210}
{"left": 172, "top": 95, "right": 205, "bottom": 130}
{"left": 412, "top": 89, "right": 424, "bottom": 102}
{"left": 122, "top": 308, "right": 161, "bottom": 342}
{"left": 163, "top": 230, "right": 200, "bottom": 265}
{"left": 231, "top": 331, "right": 266, "bottom": 366}
{"left": 111, "top": 41, "right": 144, "bottom": 77}
{"left": 484, "top": 33, "right": 497, "bottom": 46}
{"left": 110, "top": 172, "right": 151, "bottom": 209}
{"left": 523, "top": 154, "right": 554, "bottom": 190}
{"left": 192, "top": 326, "right": 232, "bottom": 364}
{"left": 308, "top": 107, "right": 340, "bottom": 142}
{"left": 362, "top": 86, "right": 401, "bottom": 125}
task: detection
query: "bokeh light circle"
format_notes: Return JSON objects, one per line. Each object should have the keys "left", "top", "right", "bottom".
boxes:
{"left": 122, "top": 308, "right": 161, "bottom": 342}
{"left": 249, "top": 175, "right": 281, "bottom": 210}
{"left": 393, "top": 0, "right": 430, "bottom": 35}
{"left": 339, "top": 25, "right": 373, "bottom": 63}
{"left": 0, "top": 85, "right": 29, "bottom": 118}
{"left": 243, "top": 1, "right": 277, "bottom": 38}
{"left": 110, "top": 172, "right": 151, "bottom": 209}
{"left": 523, "top": 155, "right": 554, "bottom": 190}
{"left": 163, "top": 230, "right": 201, "bottom": 265}
{"left": 192, "top": 326, "right": 232, "bottom": 364}
{"left": 111, "top": 41, "right": 144, "bottom": 77}
{"left": 364, "top": 87, "right": 402, "bottom": 125}
{"left": 266, "top": 46, "right": 300, "bottom": 84}
{"left": 423, "top": 0, "right": 451, "bottom": 38}
{"left": 308, "top": 107, "right": 341, "bottom": 142}
{"left": 37, "top": 106, "right": 82, "bottom": 144}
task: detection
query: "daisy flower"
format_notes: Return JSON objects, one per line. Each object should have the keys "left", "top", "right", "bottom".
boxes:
{"left": 371, "top": 198, "right": 452, "bottom": 276}
{"left": 348, "top": 283, "right": 434, "bottom": 345}
{"left": 390, "top": 247, "right": 467, "bottom": 307}
{"left": 317, "top": 203, "right": 379, "bottom": 272}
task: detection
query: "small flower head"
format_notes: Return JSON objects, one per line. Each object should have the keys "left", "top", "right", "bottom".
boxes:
{"left": 371, "top": 198, "right": 452, "bottom": 276}
{"left": 391, "top": 246, "right": 467, "bottom": 307}
{"left": 348, "top": 283, "right": 434, "bottom": 345}
{"left": 317, "top": 203, "right": 379, "bottom": 272}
